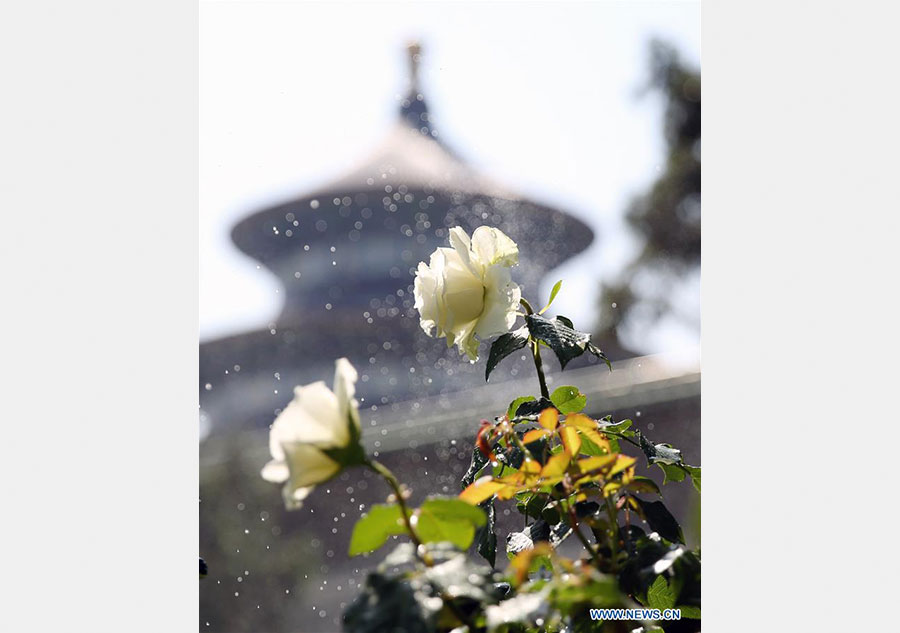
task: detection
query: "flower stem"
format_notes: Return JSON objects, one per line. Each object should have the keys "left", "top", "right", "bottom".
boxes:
{"left": 519, "top": 298, "right": 550, "bottom": 400}
{"left": 564, "top": 497, "right": 601, "bottom": 567}
{"left": 604, "top": 495, "right": 621, "bottom": 573}
{"left": 366, "top": 459, "right": 422, "bottom": 550}
{"left": 602, "top": 428, "right": 642, "bottom": 449}
{"left": 367, "top": 459, "right": 477, "bottom": 629}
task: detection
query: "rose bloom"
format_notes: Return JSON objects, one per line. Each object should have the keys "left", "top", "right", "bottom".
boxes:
{"left": 261, "top": 358, "right": 364, "bottom": 509}
{"left": 414, "top": 226, "right": 521, "bottom": 361}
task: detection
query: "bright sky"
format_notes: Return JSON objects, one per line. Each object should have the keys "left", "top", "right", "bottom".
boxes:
{"left": 200, "top": 1, "right": 700, "bottom": 359}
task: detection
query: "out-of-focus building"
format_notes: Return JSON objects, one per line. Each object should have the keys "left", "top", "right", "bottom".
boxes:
{"left": 199, "top": 43, "right": 594, "bottom": 437}
{"left": 199, "top": 44, "right": 699, "bottom": 633}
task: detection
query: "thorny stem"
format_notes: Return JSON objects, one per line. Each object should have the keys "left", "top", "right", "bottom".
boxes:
{"left": 506, "top": 423, "right": 541, "bottom": 466}
{"left": 367, "top": 459, "right": 476, "bottom": 629}
{"left": 366, "top": 459, "right": 423, "bottom": 551}
{"left": 602, "top": 428, "right": 641, "bottom": 449}
{"left": 519, "top": 298, "right": 550, "bottom": 400}
{"left": 562, "top": 495, "right": 601, "bottom": 567}
{"left": 604, "top": 494, "right": 621, "bottom": 573}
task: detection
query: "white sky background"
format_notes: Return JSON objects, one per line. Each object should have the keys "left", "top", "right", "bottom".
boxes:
{"left": 200, "top": 0, "right": 700, "bottom": 361}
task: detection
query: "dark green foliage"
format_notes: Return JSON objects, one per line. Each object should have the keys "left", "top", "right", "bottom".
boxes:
{"left": 512, "top": 397, "right": 555, "bottom": 419}
{"left": 343, "top": 573, "right": 440, "bottom": 633}
{"left": 476, "top": 500, "right": 497, "bottom": 567}
{"left": 486, "top": 326, "right": 530, "bottom": 381}
{"left": 525, "top": 314, "right": 610, "bottom": 370}
{"left": 632, "top": 496, "right": 684, "bottom": 544}
{"left": 638, "top": 430, "right": 684, "bottom": 466}
{"left": 461, "top": 446, "right": 489, "bottom": 487}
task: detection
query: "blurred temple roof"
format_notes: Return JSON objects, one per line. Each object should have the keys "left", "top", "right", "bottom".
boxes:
{"left": 201, "top": 42, "right": 596, "bottom": 437}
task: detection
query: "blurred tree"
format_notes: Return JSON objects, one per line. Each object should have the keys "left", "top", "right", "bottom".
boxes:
{"left": 595, "top": 39, "right": 700, "bottom": 358}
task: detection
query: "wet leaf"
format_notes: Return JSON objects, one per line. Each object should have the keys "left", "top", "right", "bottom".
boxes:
{"left": 424, "top": 553, "right": 496, "bottom": 603}
{"left": 507, "top": 396, "right": 535, "bottom": 420}
{"left": 638, "top": 431, "right": 683, "bottom": 466}
{"left": 461, "top": 446, "right": 489, "bottom": 488}
{"left": 343, "top": 572, "right": 439, "bottom": 633}
{"left": 485, "top": 588, "right": 550, "bottom": 631}
{"left": 476, "top": 500, "right": 497, "bottom": 567}
{"left": 506, "top": 530, "right": 534, "bottom": 557}
{"left": 525, "top": 314, "right": 594, "bottom": 370}
{"left": 485, "top": 326, "right": 529, "bottom": 382}
{"left": 512, "top": 397, "right": 555, "bottom": 419}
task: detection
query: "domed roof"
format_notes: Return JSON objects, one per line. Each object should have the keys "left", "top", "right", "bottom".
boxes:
{"left": 203, "top": 42, "right": 597, "bottom": 436}
{"left": 232, "top": 42, "right": 592, "bottom": 267}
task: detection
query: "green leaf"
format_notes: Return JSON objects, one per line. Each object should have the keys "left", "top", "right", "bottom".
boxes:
{"left": 507, "top": 396, "right": 535, "bottom": 420}
{"left": 515, "top": 492, "right": 551, "bottom": 521}
{"left": 632, "top": 496, "right": 684, "bottom": 544}
{"left": 525, "top": 314, "right": 593, "bottom": 370}
{"left": 683, "top": 465, "right": 701, "bottom": 492}
{"left": 415, "top": 497, "right": 486, "bottom": 550}
{"left": 658, "top": 463, "right": 686, "bottom": 484}
{"left": 539, "top": 280, "right": 563, "bottom": 314}
{"left": 550, "top": 385, "right": 587, "bottom": 414}
{"left": 598, "top": 418, "right": 632, "bottom": 434}
{"left": 485, "top": 325, "right": 529, "bottom": 382}
{"left": 678, "top": 605, "right": 701, "bottom": 619}
{"left": 579, "top": 434, "right": 607, "bottom": 456}
{"left": 348, "top": 504, "right": 407, "bottom": 556}
{"left": 646, "top": 575, "right": 677, "bottom": 610}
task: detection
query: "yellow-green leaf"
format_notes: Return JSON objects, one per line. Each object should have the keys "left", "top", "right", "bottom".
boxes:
{"left": 348, "top": 504, "right": 407, "bottom": 556}
{"left": 459, "top": 477, "right": 505, "bottom": 505}
{"left": 538, "top": 408, "right": 558, "bottom": 431}
{"left": 560, "top": 425, "right": 582, "bottom": 456}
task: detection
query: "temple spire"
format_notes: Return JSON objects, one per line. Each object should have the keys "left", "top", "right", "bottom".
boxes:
{"left": 400, "top": 41, "right": 433, "bottom": 137}
{"left": 406, "top": 41, "right": 421, "bottom": 91}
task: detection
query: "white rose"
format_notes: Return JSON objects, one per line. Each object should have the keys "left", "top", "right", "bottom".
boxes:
{"left": 261, "top": 358, "right": 364, "bottom": 509}
{"left": 414, "top": 226, "right": 521, "bottom": 361}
